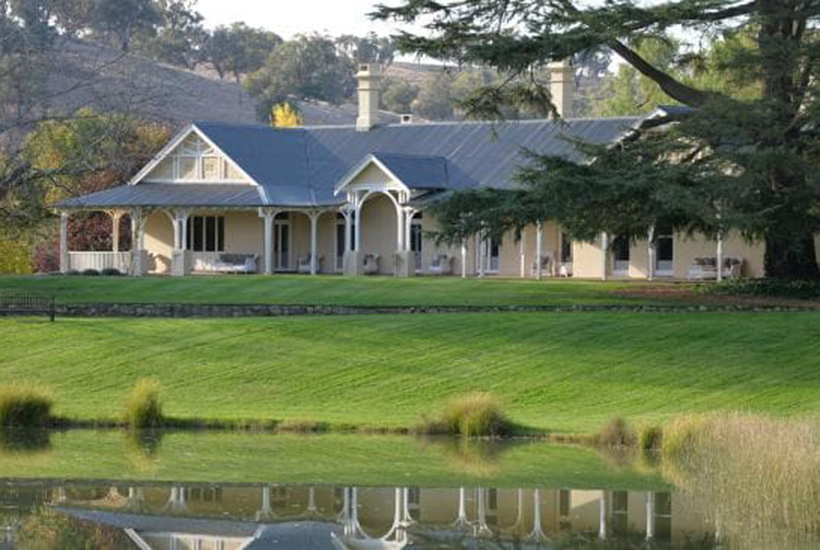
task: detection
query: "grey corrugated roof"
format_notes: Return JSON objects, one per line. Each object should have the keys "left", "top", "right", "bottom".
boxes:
{"left": 60, "top": 117, "right": 642, "bottom": 209}
{"left": 371, "top": 152, "right": 449, "bottom": 189}
{"left": 58, "top": 183, "right": 264, "bottom": 208}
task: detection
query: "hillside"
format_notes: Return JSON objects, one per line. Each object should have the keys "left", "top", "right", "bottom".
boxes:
{"left": 37, "top": 39, "right": 402, "bottom": 128}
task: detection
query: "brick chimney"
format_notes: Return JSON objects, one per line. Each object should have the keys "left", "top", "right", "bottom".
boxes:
{"left": 356, "top": 63, "right": 381, "bottom": 131}
{"left": 548, "top": 59, "right": 574, "bottom": 119}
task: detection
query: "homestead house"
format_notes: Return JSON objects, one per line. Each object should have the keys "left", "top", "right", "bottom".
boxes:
{"left": 48, "top": 484, "right": 707, "bottom": 547}
{"left": 56, "top": 62, "right": 772, "bottom": 280}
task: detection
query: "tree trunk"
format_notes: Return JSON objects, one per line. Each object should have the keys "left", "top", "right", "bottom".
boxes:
{"left": 764, "top": 231, "right": 820, "bottom": 280}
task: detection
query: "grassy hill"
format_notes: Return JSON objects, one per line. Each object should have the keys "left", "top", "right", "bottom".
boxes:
{"left": 2, "top": 311, "right": 817, "bottom": 434}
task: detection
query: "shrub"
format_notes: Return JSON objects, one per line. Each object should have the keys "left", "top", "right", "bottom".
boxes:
{"left": 82, "top": 268, "right": 100, "bottom": 276}
{"left": 701, "top": 278, "right": 820, "bottom": 301}
{"left": 100, "top": 267, "right": 121, "bottom": 276}
{"left": 638, "top": 424, "right": 663, "bottom": 452}
{"left": 123, "top": 379, "right": 163, "bottom": 429}
{"left": 595, "top": 417, "right": 636, "bottom": 447}
{"left": 419, "top": 392, "right": 513, "bottom": 437}
{"left": 0, "top": 385, "right": 53, "bottom": 427}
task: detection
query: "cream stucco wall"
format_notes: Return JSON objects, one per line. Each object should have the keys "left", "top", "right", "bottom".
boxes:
{"left": 141, "top": 202, "right": 772, "bottom": 279}
{"left": 144, "top": 211, "right": 173, "bottom": 274}
{"left": 360, "top": 194, "right": 400, "bottom": 275}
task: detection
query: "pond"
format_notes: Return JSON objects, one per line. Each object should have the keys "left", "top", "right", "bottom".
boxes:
{"left": 0, "top": 429, "right": 816, "bottom": 549}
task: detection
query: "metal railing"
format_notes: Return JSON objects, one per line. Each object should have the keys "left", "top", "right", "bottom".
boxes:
{"left": 0, "top": 291, "right": 56, "bottom": 321}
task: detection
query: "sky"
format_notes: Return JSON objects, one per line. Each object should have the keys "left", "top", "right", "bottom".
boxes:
{"left": 196, "top": 0, "right": 411, "bottom": 39}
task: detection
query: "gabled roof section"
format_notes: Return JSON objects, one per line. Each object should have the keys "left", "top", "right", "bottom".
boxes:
{"left": 371, "top": 152, "right": 449, "bottom": 190}
{"left": 129, "top": 124, "right": 261, "bottom": 190}
{"left": 334, "top": 152, "right": 449, "bottom": 195}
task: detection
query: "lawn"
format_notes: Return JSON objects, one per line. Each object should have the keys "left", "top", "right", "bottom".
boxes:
{"left": 1, "top": 312, "right": 818, "bottom": 433}
{"left": 0, "top": 274, "right": 683, "bottom": 307}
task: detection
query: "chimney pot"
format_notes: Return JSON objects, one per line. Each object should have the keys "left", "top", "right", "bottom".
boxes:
{"left": 356, "top": 63, "right": 381, "bottom": 131}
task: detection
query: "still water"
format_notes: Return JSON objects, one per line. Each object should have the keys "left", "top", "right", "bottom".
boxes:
{"left": 0, "top": 429, "right": 816, "bottom": 549}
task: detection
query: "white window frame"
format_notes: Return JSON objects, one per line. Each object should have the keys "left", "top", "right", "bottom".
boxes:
{"left": 655, "top": 231, "right": 674, "bottom": 277}
{"left": 410, "top": 214, "right": 423, "bottom": 273}
{"left": 611, "top": 235, "right": 630, "bottom": 276}
{"left": 273, "top": 216, "right": 292, "bottom": 271}
{"left": 186, "top": 215, "right": 225, "bottom": 253}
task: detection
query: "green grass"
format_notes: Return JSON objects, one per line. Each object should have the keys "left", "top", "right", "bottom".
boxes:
{"left": 0, "top": 274, "right": 680, "bottom": 306}
{"left": 1, "top": 312, "right": 818, "bottom": 433}
{"left": 0, "top": 430, "right": 667, "bottom": 488}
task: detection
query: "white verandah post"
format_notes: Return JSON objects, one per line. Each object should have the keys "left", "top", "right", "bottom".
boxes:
{"left": 647, "top": 225, "right": 656, "bottom": 281}
{"left": 536, "top": 221, "right": 544, "bottom": 280}
{"left": 716, "top": 230, "right": 724, "bottom": 283}
{"left": 600, "top": 231, "right": 609, "bottom": 281}
{"left": 108, "top": 210, "right": 123, "bottom": 253}
{"left": 59, "top": 211, "right": 69, "bottom": 273}
{"left": 461, "top": 241, "right": 467, "bottom": 278}
{"left": 519, "top": 229, "right": 526, "bottom": 278}
{"left": 260, "top": 209, "right": 277, "bottom": 275}
{"left": 309, "top": 210, "right": 320, "bottom": 275}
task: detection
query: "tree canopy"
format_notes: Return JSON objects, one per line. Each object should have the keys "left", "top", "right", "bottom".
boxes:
{"left": 244, "top": 34, "right": 356, "bottom": 119}
{"left": 375, "top": 0, "right": 820, "bottom": 279}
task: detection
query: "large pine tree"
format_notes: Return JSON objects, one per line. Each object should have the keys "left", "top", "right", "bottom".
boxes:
{"left": 374, "top": 0, "right": 820, "bottom": 279}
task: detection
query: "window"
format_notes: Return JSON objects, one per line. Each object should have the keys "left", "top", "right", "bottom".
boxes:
{"left": 273, "top": 213, "right": 290, "bottom": 270}
{"left": 336, "top": 214, "right": 346, "bottom": 271}
{"left": 559, "top": 490, "right": 571, "bottom": 516}
{"left": 655, "top": 224, "right": 674, "bottom": 275}
{"left": 186, "top": 216, "right": 224, "bottom": 252}
{"left": 202, "top": 156, "right": 221, "bottom": 180}
{"left": 560, "top": 232, "right": 573, "bottom": 263}
{"left": 654, "top": 492, "right": 673, "bottom": 542}
{"left": 611, "top": 491, "right": 629, "bottom": 535}
{"left": 612, "top": 235, "right": 630, "bottom": 273}
{"left": 410, "top": 213, "right": 423, "bottom": 271}
{"left": 178, "top": 157, "right": 197, "bottom": 180}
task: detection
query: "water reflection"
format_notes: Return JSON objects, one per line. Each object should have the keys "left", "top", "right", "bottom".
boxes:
{"left": 1, "top": 481, "right": 717, "bottom": 549}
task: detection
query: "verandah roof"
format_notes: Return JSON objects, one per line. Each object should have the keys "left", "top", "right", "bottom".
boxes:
{"left": 57, "top": 183, "right": 266, "bottom": 209}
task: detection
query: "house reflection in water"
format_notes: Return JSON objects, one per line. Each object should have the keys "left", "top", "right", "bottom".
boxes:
{"left": 2, "top": 483, "right": 714, "bottom": 549}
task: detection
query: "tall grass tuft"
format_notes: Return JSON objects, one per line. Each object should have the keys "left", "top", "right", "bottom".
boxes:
{"left": 123, "top": 379, "right": 163, "bottom": 429}
{"left": 418, "top": 392, "right": 513, "bottom": 437}
{"left": 0, "top": 385, "right": 53, "bottom": 427}
{"left": 595, "top": 416, "right": 636, "bottom": 447}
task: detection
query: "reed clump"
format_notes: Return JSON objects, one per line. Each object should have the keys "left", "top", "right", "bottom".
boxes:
{"left": 417, "top": 392, "right": 513, "bottom": 437}
{"left": 123, "top": 379, "right": 163, "bottom": 429}
{"left": 664, "top": 413, "right": 820, "bottom": 546}
{"left": 0, "top": 385, "right": 53, "bottom": 428}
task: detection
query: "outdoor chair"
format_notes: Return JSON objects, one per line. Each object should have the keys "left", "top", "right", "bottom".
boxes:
{"left": 687, "top": 257, "right": 743, "bottom": 280}
{"left": 531, "top": 254, "right": 553, "bottom": 277}
{"left": 297, "top": 254, "right": 323, "bottom": 274}
{"left": 364, "top": 254, "right": 380, "bottom": 275}
{"left": 428, "top": 254, "right": 453, "bottom": 276}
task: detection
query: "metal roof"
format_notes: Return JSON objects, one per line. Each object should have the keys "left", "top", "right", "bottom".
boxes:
{"left": 370, "top": 152, "right": 449, "bottom": 190}
{"left": 58, "top": 183, "right": 264, "bottom": 209}
{"left": 58, "top": 117, "right": 643, "bottom": 209}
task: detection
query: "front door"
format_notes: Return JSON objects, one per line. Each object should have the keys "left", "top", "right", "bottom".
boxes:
{"left": 273, "top": 216, "right": 290, "bottom": 271}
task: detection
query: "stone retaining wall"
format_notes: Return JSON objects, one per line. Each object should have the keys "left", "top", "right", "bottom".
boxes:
{"left": 0, "top": 302, "right": 813, "bottom": 318}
